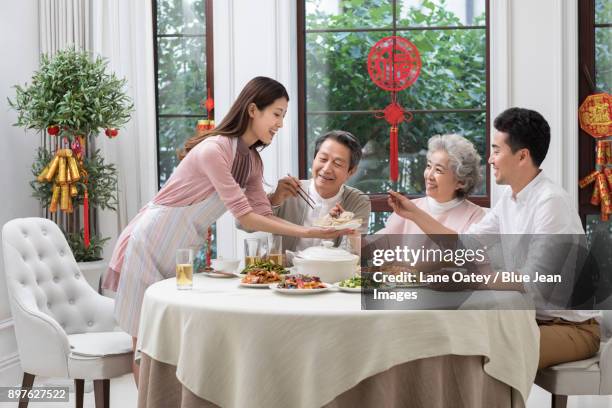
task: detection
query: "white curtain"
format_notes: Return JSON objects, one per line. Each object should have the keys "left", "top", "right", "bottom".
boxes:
{"left": 90, "top": 0, "right": 158, "bottom": 260}
{"left": 39, "top": 0, "right": 90, "bottom": 55}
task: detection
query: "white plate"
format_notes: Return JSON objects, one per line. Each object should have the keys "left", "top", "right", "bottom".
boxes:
{"left": 333, "top": 282, "right": 362, "bottom": 293}
{"left": 239, "top": 281, "right": 278, "bottom": 288}
{"left": 201, "top": 271, "right": 239, "bottom": 279}
{"left": 315, "top": 221, "right": 362, "bottom": 230}
{"left": 269, "top": 282, "right": 331, "bottom": 294}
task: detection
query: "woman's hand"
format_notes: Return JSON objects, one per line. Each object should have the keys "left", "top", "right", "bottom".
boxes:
{"left": 387, "top": 189, "right": 418, "bottom": 220}
{"left": 305, "top": 226, "right": 354, "bottom": 239}
{"left": 269, "top": 176, "right": 301, "bottom": 206}
{"left": 329, "top": 203, "right": 345, "bottom": 218}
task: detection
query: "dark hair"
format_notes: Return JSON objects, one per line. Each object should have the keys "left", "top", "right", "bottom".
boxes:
{"left": 179, "top": 76, "right": 289, "bottom": 160}
{"left": 313, "top": 130, "right": 363, "bottom": 171}
{"left": 493, "top": 107, "right": 550, "bottom": 167}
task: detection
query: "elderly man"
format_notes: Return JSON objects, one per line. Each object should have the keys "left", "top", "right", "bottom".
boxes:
{"left": 271, "top": 130, "right": 371, "bottom": 252}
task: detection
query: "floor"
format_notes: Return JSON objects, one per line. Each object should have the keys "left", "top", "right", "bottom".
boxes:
{"left": 2, "top": 374, "right": 612, "bottom": 408}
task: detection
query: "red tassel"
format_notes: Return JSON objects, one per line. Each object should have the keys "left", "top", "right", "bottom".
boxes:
{"left": 389, "top": 126, "right": 399, "bottom": 181}
{"left": 83, "top": 189, "right": 90, "bottom": 248}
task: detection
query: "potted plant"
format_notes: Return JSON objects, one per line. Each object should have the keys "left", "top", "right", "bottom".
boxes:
{"left": 9, "top": 47, "right": 133, "bottom": 290}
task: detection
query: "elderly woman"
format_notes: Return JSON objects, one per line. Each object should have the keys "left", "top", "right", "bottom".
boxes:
{"left": 378, "top": 134, "right": 485, "bottom": 234}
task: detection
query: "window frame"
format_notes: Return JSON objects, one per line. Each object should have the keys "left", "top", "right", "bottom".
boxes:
{"left": 152, "top": 0, "right": 215, "bottom": 189}
{"left": 297, "top": 0, "right": 491, "bottom": 213}
{"left": 578, "top": 0, "right": 611, "bottom": 226}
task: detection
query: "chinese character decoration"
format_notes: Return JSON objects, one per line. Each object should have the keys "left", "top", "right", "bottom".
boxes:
{"left": 578, "top": 92, "right": 612, "bottom": 221}
{"left": 367, "top": 36, "right": 421, "bottom": 181}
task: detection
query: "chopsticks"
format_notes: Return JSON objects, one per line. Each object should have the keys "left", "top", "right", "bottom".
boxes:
{"left": 287, "top": 173, "right": 316, "bottom": 209}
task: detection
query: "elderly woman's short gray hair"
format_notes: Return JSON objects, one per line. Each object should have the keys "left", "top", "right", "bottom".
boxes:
{"left": 426, "top": 134, "right": 482, "bottom": 199}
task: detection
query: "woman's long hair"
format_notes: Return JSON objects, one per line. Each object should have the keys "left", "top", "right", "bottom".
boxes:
{"left": 178, "top": 76, "right": 289, "bottom": 160}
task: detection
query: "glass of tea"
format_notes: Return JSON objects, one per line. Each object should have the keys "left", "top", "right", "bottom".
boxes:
{"left": 176, "top": 248, "right": 194, "bottom": 290}
{"left": 267, "top": 234, "right": 283, "bottom": 266}
{"left": 244, "top": 238, "right": 260, "bottom": 266}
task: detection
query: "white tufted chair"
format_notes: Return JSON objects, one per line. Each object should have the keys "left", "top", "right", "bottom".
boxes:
{"left": 2, "top": 218, "right": 133, "bottom": 408}
{"left": 535, "top": 311, "right": 612, "bottom": 408}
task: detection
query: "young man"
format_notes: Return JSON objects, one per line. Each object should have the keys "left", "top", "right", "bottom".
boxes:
{"left": 270, "top": 130, "right": 371, "bottom": 252}
{"left": 387, "top": 107, "right": 600, "bottom": 369}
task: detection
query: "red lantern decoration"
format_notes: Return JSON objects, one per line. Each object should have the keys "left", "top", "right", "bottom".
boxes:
{"left": 105, "top": 128, "right": 119, "bottom": 138}
{"left": 579, "top": 93, "right": 612, "bottom": 139}
{"left": 367, "top": 36, "right": 421, "bottom": 181}
{"left": 47, "top": 125, "right": 60, "bottom": 135}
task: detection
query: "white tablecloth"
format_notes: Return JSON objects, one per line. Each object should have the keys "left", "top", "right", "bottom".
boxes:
{"left": 137, "top": 275, "right": 539, "bottom": 408}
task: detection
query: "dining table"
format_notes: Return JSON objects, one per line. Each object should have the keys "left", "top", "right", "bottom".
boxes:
{"left": 136, "top": 274, "right": 539, "bottom": 408}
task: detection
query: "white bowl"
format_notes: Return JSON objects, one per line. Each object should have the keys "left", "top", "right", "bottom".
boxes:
{"left": 211, "top": 258, "right": 240, "bottom": 273}
{"left": 289, "top": 241, "right": 359, "bottom": 283}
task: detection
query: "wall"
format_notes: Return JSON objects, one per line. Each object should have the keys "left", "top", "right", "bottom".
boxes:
{"left": 0, "top": 0, "right": 41, "bottom": 385}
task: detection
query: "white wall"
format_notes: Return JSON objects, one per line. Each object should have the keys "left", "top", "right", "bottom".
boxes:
{"left": 490, "top": 0, "right": 578, "bottom": 207}
{"left": 0, "top": 0, "right": 41, "bottom": 385}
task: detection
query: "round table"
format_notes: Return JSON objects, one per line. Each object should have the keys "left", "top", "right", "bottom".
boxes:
{"left": 137, "top": 274, "right": 539, "bottom": 408}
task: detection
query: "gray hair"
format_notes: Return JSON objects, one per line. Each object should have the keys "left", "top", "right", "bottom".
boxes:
{"left": 426, "top": 134, "right": 482, "bottom": 198}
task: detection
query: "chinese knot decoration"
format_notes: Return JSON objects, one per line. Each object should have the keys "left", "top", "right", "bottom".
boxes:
{"left": 578, "top": 92, "right": 612, "bottom": 221}
{"left": 367, "top": 36, "right": 422, "bottom": 181}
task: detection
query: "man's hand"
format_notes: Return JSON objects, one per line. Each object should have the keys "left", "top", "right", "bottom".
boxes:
{"left": 329, "top": 203, "right": 345, "bottom": 218}
{"left": 387, "top": 189, "right": 418, "bottom": 220}
{"left": 269, "top": 176, "right": 301, "bottom": 206}
{"left": 306, "top": 227, "right": 355, "bottom": 239}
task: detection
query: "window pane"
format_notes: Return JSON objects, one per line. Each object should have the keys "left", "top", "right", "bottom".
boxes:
{"left": 585, "top": 215, "right": 612, "bottom": 278}
{"left": 595, "top": 28, "right": 612, "bottom": 92}
{"left": 306, "top": 31, "right": 392, "bottom": 112}
{"left": 157, "top": 0, "right": 205, "bottom": 35}
{"left": 158, "top": 117, "right": 197, "bottom": 187}
{"left": 306, "top": 111, "right": 486, "bottom": 195}
{"left": 305, "top": 0, "right": 486, "bottom": 30}
{"left": 306, "top": 0, "right": 394, "bottom": 30}
{"left": 157, "top": 36, "right": 207, "bottom": 115}
{"left": 305, "top": 29, "right": 486, "bottom": 112}
{"left": 368, "top": 211, "right": 392, "bottom": 234}
{"left": 596, "top": 0, "right": 612, "bottom": 24}
{"left": 397, "top": 0, "right": 486, "bottom": 27}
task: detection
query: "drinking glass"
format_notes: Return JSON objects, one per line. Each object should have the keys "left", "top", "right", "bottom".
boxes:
{"left": 176, "top": 248, "right": 194, "bottom": 290}
{"left": 267, "top": 234, "right": 283, "bottom": 266}
{"left": 244, "top": 238, "right": 261, "bottom": 266}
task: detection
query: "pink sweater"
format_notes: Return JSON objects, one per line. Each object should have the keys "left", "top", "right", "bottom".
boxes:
{"left": 107, "top": 135, "right": 271, "bottom": 278}
{"left": 378, "top": 197, "right": 485, "bottom": 234}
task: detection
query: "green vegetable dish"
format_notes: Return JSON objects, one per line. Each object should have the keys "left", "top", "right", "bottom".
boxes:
{"left": 241, "top": 260, "right": 288, "bottom": 275}
{"left": 338, "top": 275, "right": 362, "bottom": 288}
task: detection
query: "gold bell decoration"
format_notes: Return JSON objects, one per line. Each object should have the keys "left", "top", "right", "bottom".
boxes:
{"left": 37, "top": 148, "right": 84, "bottom": 214}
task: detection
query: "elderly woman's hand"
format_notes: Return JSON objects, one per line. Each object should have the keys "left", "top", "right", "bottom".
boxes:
{"left": 387, "top": 190, "right": 418, "bottom": 220}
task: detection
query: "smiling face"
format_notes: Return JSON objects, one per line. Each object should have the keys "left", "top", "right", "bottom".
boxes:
{"left": 424, "top": 150, "right": 463, "bottom": 203}
{"left": 248, "top": 97, "right": 288, "bottom": 145}
{"left": 311, "top": 139, "right": 355, "bottom": 199}
{"left": 488, "top": 131, "right": 524, "bottom": 186}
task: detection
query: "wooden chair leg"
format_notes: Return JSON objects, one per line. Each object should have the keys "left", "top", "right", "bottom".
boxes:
{"left": 551, "top": 394, "right": 568, "bottom": 408}
{"left": 18, "top": 372, "right": 35, "bottom": 408}
{"left": 74, "top": 379, "right": 84, "bottom": 408}
{"left": 93, "top": 379, "right": 110, "bottom": 408}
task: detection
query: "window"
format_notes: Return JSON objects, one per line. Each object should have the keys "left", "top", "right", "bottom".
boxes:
{"left": 298, "top": 0, "right": 489, "bottom": 232}
{"left": 153, "top": 0, "right": 215, "bottom": 264}
{"left": 579, "top": 0, "right": 611, "bottom": 262}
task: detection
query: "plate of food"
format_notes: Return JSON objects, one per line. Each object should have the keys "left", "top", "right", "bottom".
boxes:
{"left": 270, "top": 274, "right": 330, "bottom": 294}
{"left": 239, "top": 269, "right": 283, "bottom": 288}
{"left": 334, "top": 275, "right": 363, "bottom": 293}
{"left": 314, "top": 211, "right": 362, "bottom": 230}
{"left": 240, "top": 259, "right": 288, "bottom": 275}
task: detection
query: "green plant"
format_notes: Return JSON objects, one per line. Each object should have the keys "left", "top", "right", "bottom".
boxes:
{"left": 8, "top": 47, "right": 133, "bottom": 261}
{"left": 8, "top": 47, "right": 133, "bottom": 140}
{"left": 65, "top": 230, "right": 110, "bottom": 262}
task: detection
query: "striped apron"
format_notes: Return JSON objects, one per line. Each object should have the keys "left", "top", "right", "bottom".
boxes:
{"left": 114, "top": 137, "right": 251, "bottom": 337}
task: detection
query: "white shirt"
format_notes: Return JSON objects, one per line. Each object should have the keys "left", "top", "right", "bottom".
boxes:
{"left": 466, "top": 171, "right": 599, "bottom": 322}
{"left": 295, "top": 180, "right": 344, "bottom": 252}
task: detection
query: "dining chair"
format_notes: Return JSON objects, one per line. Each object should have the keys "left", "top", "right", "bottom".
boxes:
{"left": 2, "top": 217, "right": 133, "bottom": 408}
{"left": 534, "top": 310, "right": 612, "bottom": 408}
